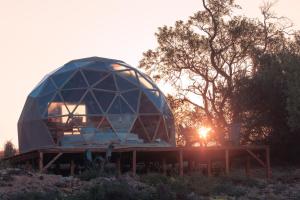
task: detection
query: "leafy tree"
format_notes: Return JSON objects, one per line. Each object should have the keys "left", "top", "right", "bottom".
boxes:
{"left": 3, "top": 141, "right": 17, "bottom": 158}
{"left": 140, "top": 0, "right": 289, "bottom": 143}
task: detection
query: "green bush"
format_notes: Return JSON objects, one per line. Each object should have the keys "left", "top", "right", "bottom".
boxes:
{"left": 140, "top": 173, "right": 170, "bottom": 186}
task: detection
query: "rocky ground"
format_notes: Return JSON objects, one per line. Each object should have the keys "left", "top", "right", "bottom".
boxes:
{"left": 0, "top": 167, "right": 299, "bottom": 200}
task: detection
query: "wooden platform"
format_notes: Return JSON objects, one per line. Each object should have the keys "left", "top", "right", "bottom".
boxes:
{"left": 5, "top": 145, "right": 271, "bottom": 179}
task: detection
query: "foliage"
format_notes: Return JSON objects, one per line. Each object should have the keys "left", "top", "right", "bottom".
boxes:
{"left": 3, "top": 141, "right": 17, "bottom": 158}
{"left": 8, "top": 191, "right": 62, "bottom": 200}
{"left": 233, "top": 52, "right": 300, "bottom": 162}
{"left": 140, "top": 0, "right": 291, "bottom": 143}
{"left": 77, "top": 164, "right": 116, "bottom": 181}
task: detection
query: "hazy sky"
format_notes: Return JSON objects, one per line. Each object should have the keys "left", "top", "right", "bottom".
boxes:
{"left": 0, "top": 0, "right": 299, "bottom": 149}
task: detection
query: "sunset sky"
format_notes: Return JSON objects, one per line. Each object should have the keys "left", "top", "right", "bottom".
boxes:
{"left": 0, "top": 0, "right": 299, "bottom": 149}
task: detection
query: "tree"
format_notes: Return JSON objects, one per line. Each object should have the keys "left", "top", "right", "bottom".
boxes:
{"left": 233, "top": 50, "right": 300, "bottom": 163}
{"left": 3, "top": 141, "right": 17, "bottom": 158}
{"left": 140, "top": 0, "right": 289, "bottom": 143}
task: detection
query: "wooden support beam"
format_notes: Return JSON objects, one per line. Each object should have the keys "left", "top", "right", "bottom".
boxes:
{"left": 42, "top": 153, "right": 63, "bottom": 173}
{"left": 132, "top": 150, "right": 136, "bottom": 176}
{"left": 265, "top": 146, "right": 271, "bottom": 179}
{"left": 246, "top": 150, "right": 266, "bottom": 168}
{"left": 39, "top": 152, "right": 43, "bottom": 173}
{"left": 245, "top": 156, "right": 251, "bottom": 177}
{"left": 179, "top": 150, "right": 183, "bottom": 176}
{"left": 70, "top": 160, "right": 75, "bottom": 176}
{"left": 225, "top": 149, "right": 230, "bottom": 175}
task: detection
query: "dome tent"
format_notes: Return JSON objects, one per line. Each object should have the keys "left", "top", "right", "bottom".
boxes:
{"left": 18, "top": 57, "right": 175, "bottom": 153}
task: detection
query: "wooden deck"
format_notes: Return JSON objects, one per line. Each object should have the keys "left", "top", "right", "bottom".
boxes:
{"left": 5, "top": 145, "right": 271, "bottom": 179}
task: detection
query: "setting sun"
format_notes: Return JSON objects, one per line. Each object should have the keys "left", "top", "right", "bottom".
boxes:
{"left": 198, "top": 127, "right": 211, "bottom": 139}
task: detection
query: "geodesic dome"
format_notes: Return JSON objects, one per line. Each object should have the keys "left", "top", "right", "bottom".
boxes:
{"left": 18, "top": 57, "right": 175, "bottom": 153}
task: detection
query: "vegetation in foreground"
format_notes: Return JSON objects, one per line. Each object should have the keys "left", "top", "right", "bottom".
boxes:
{"left": 1, "top": 165, "right": 299, "bottom": 200}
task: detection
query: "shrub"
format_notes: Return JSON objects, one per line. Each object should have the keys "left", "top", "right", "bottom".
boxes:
{"left": 140, "top": 173, "right": 170, "bottom": 186}
{"left": 8, "top": 191, "right": 62, "bottom": 200}
{"left": 3, "top": 141, "right": 17, "bottom": 158}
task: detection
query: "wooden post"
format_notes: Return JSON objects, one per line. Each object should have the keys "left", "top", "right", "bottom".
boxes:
{"left": 266, "top": 146, "right": 271, "bottom": 179}
{"left": 70, "top": 160, "right": 75, "bottom": 176}
{"left": 179, "top": 150, "right": 183, "bottom": 176}
{"left": 225, "top": 149, "right": 230, "bottom": 175}
{"left": 132, "top": 151, "right": 136, "bottom": 176}
{"left": 162, "top": 158, "right": 167, "bottom": 175}
{"left": 207, "top": 159, "right": 212, "bottom": 177}
{"left": 116, "top": 157, "right": 121, "bottom": 177}
{"left": 245, "top": 156, "right": 251, "bottom": 177}
{"left": 39, "top": 152, "right": 43, "bottom": 173}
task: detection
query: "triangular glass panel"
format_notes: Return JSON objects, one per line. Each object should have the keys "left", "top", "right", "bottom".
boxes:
{"left": 110, "top": 63, "right": 129, "bottom": 71}
{"left": 156, "top": 118, "right": 169, "bottom": 142}
{"left": 85, "top": 61, "right": 110, "bottom": 71}
{"left": 137, "top": 73, "right": 155, "bottom": 89}
{"left": 94, "top": 74, "right": 116, "bottom": 91}
{"left": 130, "top": 118, "right": 150, "bottom": 142}
{"left": 122, "top": 90, "right": 140, "bottom": 112}
{"left": 87, "top": 116, "right": 103, "bottom": 128}
{"left": 98, "top": 118, "right": 114, "bottom": 132}
{"left": 107, "top": 115, "right": 136, "bottom": 133}
{"left": 93, "top": 90, "right": 115, "bottom": 112}
{"left": 82, "top": 69, "right": 109, "bottom": 86}
{"left": 37, "top": 92, "right": 56, "bottom": 116}
{"left": 51, "top": 70, "right": 75, "bottom": 88}
{"left": 47, "top": 93, "right": 66, "bottom": 117}
{"left": 80, "top": 92, "right": 102, "bottom": 115}
{"left": 108, "top": 96, "right": 134, "bottom": 114}
{"left": 143, "top": 89, "right": 162, "bottom": 110}
{"left": 139, "top": 93, "right": 160, "bottom": 113}
{"left": 115, "top": 74, "right": 138, "bottom": 91}
{"left": 116, "top": 70, "right": 139, "bottom": 85}
{"left": 140, "top": 115, "right": 160, "bottom": 141}
{"left": 61, "top": 89, "right": 86, "bottom": 103}
{"left": 63, "top": 71, "right": 88, "bottom": 89}
{"left": 39, "top": 79, "right": 56, "bottom": 96}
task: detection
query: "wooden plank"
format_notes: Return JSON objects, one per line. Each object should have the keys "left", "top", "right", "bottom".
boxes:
{"left": 246, "top": 150, "right": 266, "bottom": 168}
{"left": 225, "top": 149, "right": 230, "bottom": 175}
{"left": 179, "top": 150, "right": 183, "bottom": 176}
{"left": 116, "top": 157, "right": 121, "bottom": 177}
{"left": 42, "top": 153, "right": 63, "bottom": 173}
{"left": 132, "top": 151, "right": 136, "bottom": 176}
{"left": 265, "top": 146, "right": 271, "bottom": 179}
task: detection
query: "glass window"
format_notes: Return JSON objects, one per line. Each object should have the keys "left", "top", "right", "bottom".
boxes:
{"left": 130, "top": 118, "right": 150, "bottom": 142}
{"left": 107, "top": 115, "right": 136, "bottom": 133}
{"left": 40, "top": 79, "right": 56, "bottom": 96}
{"left": 37, "top": 92, "right": 56, "bottom": 115}
{"left": 63, "top": 71, "right": 88, "bottom": 89}
{"left": 115, "top": 74, "right": 138, "bottom": 91}
{"left": 137, "top": 73, "right": 155, "bottom": 89}
{"left": 122, "top": 89, "right": 140, "bottom": 111}
{"left": 115, "top": 70, "right": 139, "bottom": 85}
{"left": 140, "top": 115, "right": 160, "bottom": 141}
{"left": 98, "top": 118, "right": 114, "bottom": 132}
{"left": 108, "top": 96, "right": 134, "bottom": 114}
{"left": 94, "top": 74, "right": 116, "bottom": 91}
{"left": 61, "top": 89, "right": 86, "bottom": 103}
{"left": 143, "top": 89, "right": 162, "bottom": 110}
{"left": 82, "top": 69, "right": 109, "bottom": 86}
{"left": 155, "top": 118, "right": 169, "bottom": 142}
{"left": 86, "top": 116, "right": 103, "bottom": 128}
{"left": 139, "top": 93, "right": 159, "bottom": 113}
{"left": 51, "top": 70, "right": 75, "bottom": 88}
{"left": 80, "top": 92, "right": 102, "bottom": 114}
{"left": 111, "top": 63, "right": 128, "bottom": 71}
{"left": 93, "top": 90, "right": 115, "bottom": 112}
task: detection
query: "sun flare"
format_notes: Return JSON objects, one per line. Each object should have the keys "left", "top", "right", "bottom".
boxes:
{"left": 198, "top": 127, "right": 211, "bottom": 139}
